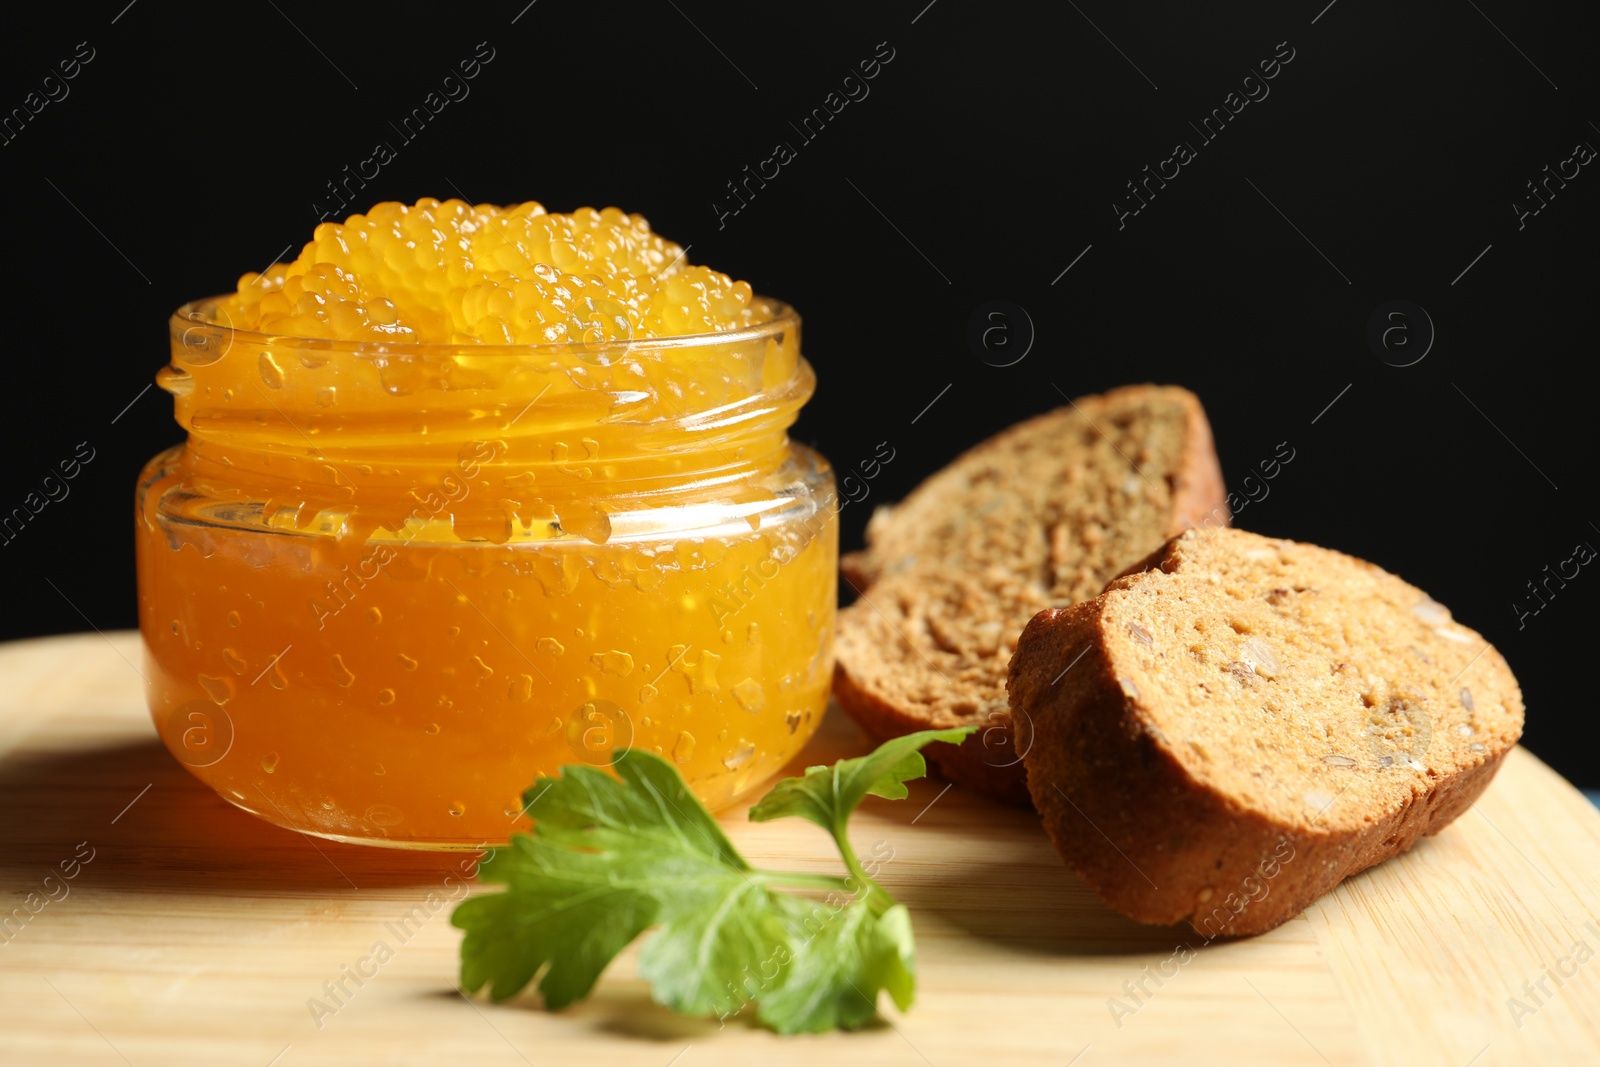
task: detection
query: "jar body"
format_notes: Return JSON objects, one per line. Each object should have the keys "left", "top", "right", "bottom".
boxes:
{"left": 138, "top": 301, "right": 835, "bottom": 848}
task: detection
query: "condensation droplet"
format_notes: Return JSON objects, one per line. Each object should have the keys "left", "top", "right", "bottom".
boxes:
{"left": 377, "top": 688, "right": 396, "bottom": 705}
{"left": 640, "top": 716, "right": 652, "bottom": 729}
{"left": 447, "top": 625, "right": 460, "bottom": 638}
{"left": 258, "top": 351, "right": 285, "bottom": 389}
{"left": 590, "top": 650, "right": 634, "bottom": 676}
{"left": 425, "top": 722, "right": 441, "bottom": 735}
{"left": 537, "top": 637, "right": 565, "bottom": 657}
{"left": 732, "top": 679, "right": 764, "bottom": 713}
{"left": 747, "top": 623, "right": 760, "bottom": 645}
{"left": 722, "top": 740, "right": 756, "bottom": 770}
{"left": 721, "top": 629, "right": 735, "bottom": 644}
{"left": 221, "top": 648, "right": 246, "bottom": 674}
{"left": 261, "top": 752, "right": 280, "bottom": 773}
{"left": 315, "top": 386, "right": 338, "bottom": 408}
{"left": 785, "top": 711, "right": 802, "bottom": 734}
{"left": 397, "top": 653, "right": 418, "bottom": 671}
{"left": 268, "top": 662, "right": 289, "bottom": 690}
{"left": 198, "top": 674, "right": 233, "bottom": 705}
{"left": 365, "top": 607, "right": 383, "bottom": 625}
{"left": 365, "top": 803, "right": 404, "bottom": 827}
{"left": 507, "top": 674, "right": 534, "bottom": 703}
{"left": 448, "top": 802, "right": 466, "bottom": 817}
{"left": 226, "top": 611, "right": 241, "bottom": 628}
{"left": 473, "top": 656, "right": 494, "bottom": 682}
{"left": 673, "top": 731, "right": 696, "bottom": 764}
{"left": 374, "top": 763, "right": 386, "bottom": 776}
{"left": 332, "top": 654, "right": 355, "bottom": 688}
{"left": 639, "top": 683, "right": 658, "bottom": 704}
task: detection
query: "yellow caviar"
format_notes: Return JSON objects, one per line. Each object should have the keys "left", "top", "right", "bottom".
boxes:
{"left": 218, "top": 199, "right": 767, "bottom": 344}
{"left": 140, "top": 199, "right": 836, "bottom": 848}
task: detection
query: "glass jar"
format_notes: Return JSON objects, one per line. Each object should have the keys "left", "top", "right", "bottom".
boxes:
{"left": 137, "top": 298, "right": 836, "bottom": 849}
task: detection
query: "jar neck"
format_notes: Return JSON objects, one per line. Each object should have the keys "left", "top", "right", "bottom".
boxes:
{"left": 161, "top": 304, "right": 810, "bottom": 543}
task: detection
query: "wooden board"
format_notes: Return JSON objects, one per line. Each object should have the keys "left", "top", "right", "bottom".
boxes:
{"left": 2, "top": 631, "right": 1598, "bottom": 1066}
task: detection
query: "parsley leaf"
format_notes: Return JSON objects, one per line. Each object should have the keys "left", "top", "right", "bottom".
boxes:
{"left": 451, "top": 726, "right": 973, "bottom": 1033}
{"left": 749, "top": 726, "right": 978, "bottom": 834}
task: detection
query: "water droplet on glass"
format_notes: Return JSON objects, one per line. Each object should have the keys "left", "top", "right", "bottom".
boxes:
{"left": 448, "top": 802, "right": 466, "bottom": 817}
{"left": 425, "top": 723, "right": 441, "bottom": 735}
{"left": 331, "top": 654, "right": 355, "bottom": 688}
{"left": 378, "top": 688, "right": 396, "bottom": 706}
{"left": 639, "top": 683, "right": 658, "bottom": 704}
{"left": 365, "top": 804, "right": 404, "bottom": 827}
{"left": 397, "top": 653, "right": 418, "bottom": 671}
{"left": 261, "top": 752, "right": 280, "bottom": 773}
{"left": 590, "top": 650, "right": 634, "bottom": 676}
{"left": 507, "top": 674, "right": 534, "bottom": 703}
{"left": 221, "top": 648, "right": 246, "bottom": 674}
{"left": 673, "top": 731, "right": 696, "bottom": 764}
{"left": 365, "top": 607, "right": 383, "bottom": 625}
{"left": 226, "top": 611, "right": 241, "bottom": 628}
{"left": 198, "top": 674, "right": 234, "bottom": 705}
{"left": 258, "top": 352, "right": 285, "bottom": 389}
{"left": 733, "top": 679, "right": 764, "bottom": 713}
{"left": 473, "top": 656, "right": 494, "bottom": 682}
{"left": 722, "top": 741, "right": 756, "bottom": 770}
{"left": 537, "top": 637, "right": 565, "bottom": 657}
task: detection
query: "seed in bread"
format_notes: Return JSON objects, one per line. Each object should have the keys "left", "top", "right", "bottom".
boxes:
{"left": 834, "top": 385, "right": 1227, "bottom": 805}
{"left": 1009, "top": 527, "right": 1524, "bottom": 936}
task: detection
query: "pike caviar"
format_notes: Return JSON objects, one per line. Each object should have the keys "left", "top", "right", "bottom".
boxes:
{"left": 138, "top": 199, "right": 836, "bottom": 849}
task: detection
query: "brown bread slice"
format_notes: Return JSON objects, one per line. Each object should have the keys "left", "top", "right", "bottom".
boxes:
{"left": 834, "top": 385, "right": 1227, "bottom": 805}
{"left": 1009, "top": 527, "right": 1524, "bottom": 936}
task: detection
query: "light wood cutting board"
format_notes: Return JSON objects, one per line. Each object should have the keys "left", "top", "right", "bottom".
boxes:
{"left": 2, "top": 631, "right": 1598, "bottom": 1066}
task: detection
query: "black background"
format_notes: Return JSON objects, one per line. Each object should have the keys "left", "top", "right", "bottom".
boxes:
{"left": 1, "top": 2, "right": 1595, "bottom": 785}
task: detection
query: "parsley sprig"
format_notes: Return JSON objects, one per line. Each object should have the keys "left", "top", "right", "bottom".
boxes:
{"left": 451, "top": 726, "right": 974, "bottom": 1033}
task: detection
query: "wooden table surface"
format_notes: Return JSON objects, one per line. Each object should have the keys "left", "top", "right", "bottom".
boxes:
{"left": 2, "top": 631, "right": 1598, "bottom": 1066}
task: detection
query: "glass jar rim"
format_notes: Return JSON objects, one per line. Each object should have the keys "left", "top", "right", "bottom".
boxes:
{"left": 170, "top": 295, "right": 800, "bottom": 357}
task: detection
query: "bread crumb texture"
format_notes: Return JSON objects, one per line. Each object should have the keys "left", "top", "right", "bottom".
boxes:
{"left": 1011, "top": 527, "right": 1524, "bottom": 935}
{"left": 834, "top": 386, "right": 1225, "bottom": 804}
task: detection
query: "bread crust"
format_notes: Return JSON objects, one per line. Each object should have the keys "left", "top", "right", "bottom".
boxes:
{"left": 1010, "top": 533, "right": 1523, "bottom": 935}
{"left": 834, "top": 385, "right": 1229, "bottom": 806}
{"left": 832, "top": 658, "right": 1036, "bottom": 806}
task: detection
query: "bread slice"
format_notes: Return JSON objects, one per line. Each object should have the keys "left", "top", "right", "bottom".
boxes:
{"left": 834, "top": 385, "right": 1227, "bottom": 805}
{"left": 1009, "top": 527, "right": 1524, "bottom": 936}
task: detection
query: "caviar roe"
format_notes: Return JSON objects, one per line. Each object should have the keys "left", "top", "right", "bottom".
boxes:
{"left": 219, "top": 199, "right": 767, "bottom": 344}
{"left": 138, "top": 200, "right": 837, "bottom": 848}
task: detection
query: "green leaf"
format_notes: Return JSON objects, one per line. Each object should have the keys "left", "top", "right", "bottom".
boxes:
{"left": 749, "top": 726, "right": 976, "bottom": 833}
{"left": 753, "top": 898, "right": 917, "bottom": 1033}
{"left": 453, "top": 834, "right": 661, "bottom": 1006}
{"left": 453, "top": 750, "right": 756, "bottom": 1008}
{"left": 452, "top": 728, "right": 974, "bottom": 1033}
